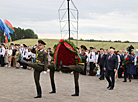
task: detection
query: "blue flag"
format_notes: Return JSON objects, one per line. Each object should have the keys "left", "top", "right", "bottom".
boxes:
{"left": 0, "top": 19, "right": 5, "bottom": 31}
{"left": 0, "top": 19, "right": 10, "bottom": 39}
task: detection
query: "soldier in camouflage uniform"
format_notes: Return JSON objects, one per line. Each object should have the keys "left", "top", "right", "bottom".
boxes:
{"left": 60, "top": 45, "right": 87, "bottom": 96}
{"left": 48, "top": 45, "right": 87, "bottom": 96}
{"left": 17, "top": 40, "right": 48, "bottom": 98}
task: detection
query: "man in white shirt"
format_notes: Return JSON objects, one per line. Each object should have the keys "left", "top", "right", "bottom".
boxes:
{"left": 20, "top": 44, "right": 24, "bottom": 58}
{"left": 0, "top": 44, "right": 5, "bottom": 67}
{"left": 88, "top": 47, "right": 96, "bottom": 76}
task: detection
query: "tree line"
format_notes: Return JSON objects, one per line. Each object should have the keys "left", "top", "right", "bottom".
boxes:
{"left": 69, "top": 37, "right": 130, "bottom": 43}
{"left": 0, "top": 27, "right": 38, "bottom": 43}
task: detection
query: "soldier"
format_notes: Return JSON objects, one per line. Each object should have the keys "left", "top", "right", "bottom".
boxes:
{"left": 47, "top": 45, "right": 56, "bottom": 94}
{"left": 17, "top": 40, "right": 48, "bottom": 98}
{"left": 60, "top": 45, "right": 87, "bottom": 96}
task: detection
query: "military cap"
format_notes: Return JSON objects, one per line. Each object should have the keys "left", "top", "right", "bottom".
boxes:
{"left": 81, "top": 45, "right": 87, "bottom": 51}
{"left": 48, "top": 48, "right": 51, "bottom": 50}
{"left": 15, "top": 44, "right": 18, "bottom": 46}
{"left": 38, "top": 39, "right": 46, "bottom": 45}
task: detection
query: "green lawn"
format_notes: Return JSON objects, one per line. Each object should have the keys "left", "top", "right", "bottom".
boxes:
{"left": 6, "top": 39, "right": 138, "bottom": 51}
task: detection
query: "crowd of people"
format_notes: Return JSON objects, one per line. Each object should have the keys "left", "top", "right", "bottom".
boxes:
{"left": 0, "top": 43, "right": 138, "bottom": 85}
{"left": 78, "top": 47, "right": 138, "bottom": 82}
{"left": 0, "top": 43, "right": 52, "bottom": 73}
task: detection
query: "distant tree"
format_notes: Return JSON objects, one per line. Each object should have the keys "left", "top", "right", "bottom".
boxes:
{"left": 68, "top": 37, "right": 74, "bottom": 40}
{"left": 114, "top": 40, "right": 121, "bottom": 42}
{"left": 79, "top": 38, "right": 84, "bottom": 41}
{"left": 124, "top": 40, "right": 130, "bottom": 43}
{"left": 10, "top": 27, "right": 38, "bottom": 41}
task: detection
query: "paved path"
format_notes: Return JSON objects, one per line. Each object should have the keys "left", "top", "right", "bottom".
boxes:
{"left": 0, "top": 67, "right": 138, "bottom": 102}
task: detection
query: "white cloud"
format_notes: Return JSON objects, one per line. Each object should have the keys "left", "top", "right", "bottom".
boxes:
{"left": 0, "top": 0, "right": 138, "bottom": 42}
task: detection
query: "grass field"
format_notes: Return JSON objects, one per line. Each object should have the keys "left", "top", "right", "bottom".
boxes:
{"left": 6, "top": 39, "right": 138, "bottom": 51}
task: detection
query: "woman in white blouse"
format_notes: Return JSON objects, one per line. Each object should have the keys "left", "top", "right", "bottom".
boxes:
{"left": 7, "top": 46, "right": 12, "bottom": 68}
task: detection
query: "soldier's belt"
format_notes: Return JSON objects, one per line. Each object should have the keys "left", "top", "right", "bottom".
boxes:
{"left": 51, "top": 61, "right": 54, "bottom": 64}
{"left": 78, "top": 63, "right": 84, "bottom": 65}
{"left": 36, "top": 60, "right": 41, "bottom": 63}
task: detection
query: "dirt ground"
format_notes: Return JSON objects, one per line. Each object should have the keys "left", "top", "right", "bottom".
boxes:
{"left": 0, "top": 67, "right": 138, "bottom": 102}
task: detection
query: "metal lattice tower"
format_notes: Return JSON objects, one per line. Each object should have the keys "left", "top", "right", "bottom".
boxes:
{"left": 58, "top": 0, "right": 79, "bottom": 46}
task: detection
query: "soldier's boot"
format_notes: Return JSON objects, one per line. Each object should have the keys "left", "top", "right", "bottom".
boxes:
{"left": 49, "top": 83, "right": 56, "bottom": 94}
{"left": 16, "top": 54, "right": 21, "bottom": 62}
{"left": 20, "top": 59, "right": 28, "bottom": 66}
{"left": 34, "top": 86, "right": 42, "bottom": 98}
{"left": 60, "top": 61, "right": 70, "bottom": 70}
{"left": 71, "top": 86, "right": 79, "bottom": 96}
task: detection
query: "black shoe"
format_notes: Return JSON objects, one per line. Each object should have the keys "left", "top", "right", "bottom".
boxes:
{"left": 123, "top": 80, "right": 127, "bottom": 82}
{"left": 100, "top": 78, "right": 104, "bottom": 80}
{"left": 107, "top": 86, "right": 110, "bottom": 89}
{"left": 109, "top": 87, "right": 113, "bottom": 90}
{"left": 71, "top": 93, "right": 79, "bottom": 96}
{"left": 71, "top": 86, "right": 79, "bottom": 96}
{"left": 34, "top": 95, "right": 42, "bottom": 98}
{"left": 49, "top": 91, "right": 56, "bottom": 94}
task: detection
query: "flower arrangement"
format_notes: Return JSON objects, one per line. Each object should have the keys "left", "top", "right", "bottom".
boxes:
{"left": 53, "top": 39, "right": 82, "bottom": 73}
{"left": 136, "top": 56, "right": 138, "bottom": 64}
{"left": 123, "top": 57, "right": 130, "bottom": 65}
{"left": 93, "top": 66, "right": 98, "bottom": 75}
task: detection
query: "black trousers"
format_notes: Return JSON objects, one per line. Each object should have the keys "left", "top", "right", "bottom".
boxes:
{"left": 0, "top": 55, "right": 4, "bottom": 67}
{"left": 89, "top": 62, "right": 95, "bottom": 76}
{"left": 100, "top": 65, "right": 104, "bottom": 79}
{"left": 23, "top": 58, "right": 27, "bottom": 69}
{"left": 82, "top": 62, "right": 87, "bottom": 75}
{"left": 47, "top": 64, "right": 56, "bottom": 91}
{"left": 118, "top": 67, "right": 123, "bottom": 78}
{"left": 124, "top": 68, "right": 131, "bottom": 81}
{"left": 105, "top": 70, "right": 115, "bottom": 89}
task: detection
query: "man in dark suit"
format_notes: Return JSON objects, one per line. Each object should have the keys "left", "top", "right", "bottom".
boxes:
{"left": 104, "top": 49, "right": 118, "bottom": 90}
{"left": 122, "top": 50, "right": 132, "bottom": 82}
{"left": 98, "top": 48, "right": 107, "bottom": 80}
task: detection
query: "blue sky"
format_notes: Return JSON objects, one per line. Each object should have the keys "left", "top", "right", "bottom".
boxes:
{"left": 0, "top": 0, "right": 138, "bottom": 41}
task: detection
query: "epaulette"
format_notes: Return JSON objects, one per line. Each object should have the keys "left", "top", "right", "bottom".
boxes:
{"left": 44, "top": 51, "right": 48, "bottom": 53}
